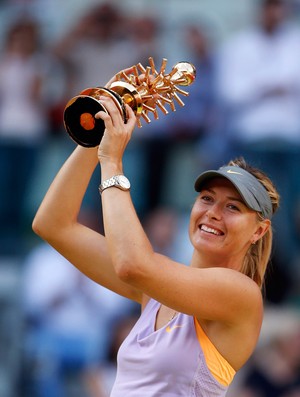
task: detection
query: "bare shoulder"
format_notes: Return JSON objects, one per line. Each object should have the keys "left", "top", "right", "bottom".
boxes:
{"left": 211, "top": 267, "right": 264, "bottom": 326}
{"left": 119, "top": 251, "right": 264, "bottom": 327}
{"left": 189, "top": 266, "right": 263, "bottom": 325}
{"left": 197, "top": 270, "right": 264, "bottom": 371}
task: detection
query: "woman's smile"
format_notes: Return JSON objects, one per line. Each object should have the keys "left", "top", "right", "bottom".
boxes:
{"left": 199, "top": 224, "right": 224, "bottom": 236}
{"left": 189, "top": 177, "right": 261, "bottom": 265}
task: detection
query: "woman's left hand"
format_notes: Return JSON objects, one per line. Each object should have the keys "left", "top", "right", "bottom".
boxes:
{"left": 95, "top": 96, "right": 136, "bottom": 166}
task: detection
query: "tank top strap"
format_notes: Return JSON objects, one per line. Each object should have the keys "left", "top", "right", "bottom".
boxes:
{"left": 194, "top": 318, "right": 236, "bottom": 386}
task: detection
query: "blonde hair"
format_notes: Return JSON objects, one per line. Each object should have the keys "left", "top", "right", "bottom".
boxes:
{"left": 228, "top": 158, "right": 280, "bottom": 288}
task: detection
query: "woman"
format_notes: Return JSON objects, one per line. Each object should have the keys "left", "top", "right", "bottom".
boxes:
{"left": 32, "top": 74, "right": 280, "bottom": 396}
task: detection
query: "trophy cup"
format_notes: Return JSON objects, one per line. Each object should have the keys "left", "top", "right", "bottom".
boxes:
{"left": 63, "top": 57, "right": 196, "bottom": 147}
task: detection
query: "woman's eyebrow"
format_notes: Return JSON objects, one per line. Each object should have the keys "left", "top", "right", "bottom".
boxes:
{"left": 226, "top": 196, "right": 247, "bottom": 206}
{"left": 202, "top": 188, "right": 246, "bottom": 206}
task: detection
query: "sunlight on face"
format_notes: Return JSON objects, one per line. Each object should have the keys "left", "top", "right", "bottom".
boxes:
{"left": 189, "top": 178, "right": 264, "bottom": 268}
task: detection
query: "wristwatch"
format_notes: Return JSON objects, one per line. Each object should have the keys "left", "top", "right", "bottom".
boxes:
{"left": 99, "top": 174, "right": 131, "bottom": 194}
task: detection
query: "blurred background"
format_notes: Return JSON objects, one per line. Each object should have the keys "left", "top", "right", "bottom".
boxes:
{"left": 0, "top": 0, "right": 300, "bottom": 396}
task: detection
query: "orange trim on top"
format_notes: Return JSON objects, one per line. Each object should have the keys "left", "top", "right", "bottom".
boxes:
{"left": 194, "top": 318, "right": 236, "bottom": 386}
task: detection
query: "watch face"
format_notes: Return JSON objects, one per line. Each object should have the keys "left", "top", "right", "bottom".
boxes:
{"left": 118, "top": 175, "right": 131, "bottom": 189}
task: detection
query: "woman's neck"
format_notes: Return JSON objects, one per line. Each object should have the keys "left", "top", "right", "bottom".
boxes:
{"left": 190, "top": 249, "right": 243, "bottom": 271}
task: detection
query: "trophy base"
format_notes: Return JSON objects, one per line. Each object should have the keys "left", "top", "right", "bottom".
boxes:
{"left": 63, "top": 88, "right": 127, "bottom": 147}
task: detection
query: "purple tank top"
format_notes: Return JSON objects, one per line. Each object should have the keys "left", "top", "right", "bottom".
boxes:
{"left": 110, "top": 299, "right": 229, "bottom": 396}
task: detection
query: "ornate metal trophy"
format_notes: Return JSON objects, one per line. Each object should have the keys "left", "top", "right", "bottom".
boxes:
{"left": 63, "top": 57, "right": 196, "bottom": 147}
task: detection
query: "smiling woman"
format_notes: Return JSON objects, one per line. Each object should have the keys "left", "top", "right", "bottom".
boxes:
{"left": 193, "top": 157, "right": 279, "bottom": 287}
{"left": 32, "top": 70, "right": 280, "bottom": 396}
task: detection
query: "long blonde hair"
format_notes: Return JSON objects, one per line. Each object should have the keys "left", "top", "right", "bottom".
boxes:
{"left": 228, "top": 158, "right": 280, "bottom": 289}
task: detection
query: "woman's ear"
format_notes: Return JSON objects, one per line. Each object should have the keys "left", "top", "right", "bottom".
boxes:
{"left": 252, "top": 219, "right": 271, "bottom": 244}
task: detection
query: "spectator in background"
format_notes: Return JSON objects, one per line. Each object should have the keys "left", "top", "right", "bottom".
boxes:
{"left": 85, "top": 315, "right": 138, "bottom": 397}
{"left": 143, "top": 206, "right": 181, "bottom": 257}
{"left": 229, "top": 308, "right": 300, "bottom": 397}
{"left": 180, "top": 23, "right": 227, "bottom": 172}
{"left": 51, "top": 3, "right": 145, "bottom": 215}
{"left": 0, "top": 16, "right": 52, "bottom": 253}
{"left": 142, "top": 206, "right": 193, "bottom": 265}
{"left": 136, "top": 22, "right": 218, "bottom": 212}
{"left": 53, "top": 3, "right": 137, "bottom": 95}
{"left": 216, "top": 0, "right": 300, "bottom": 271}
{"left": 114, "top": 13, "right": 164, "bottom": 216}
{"left": 169, "top": 23, "right": 218, "bottom": 142}
{"left": 127, "top": 15, "right": 162, "bottom": 66}
{"left": 21, "top": 241, "right": 137, "bottom": 397}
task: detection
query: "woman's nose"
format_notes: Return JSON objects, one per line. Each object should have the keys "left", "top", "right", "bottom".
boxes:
{"left": 206, "top": 204, "right": 222, "bottom": 220}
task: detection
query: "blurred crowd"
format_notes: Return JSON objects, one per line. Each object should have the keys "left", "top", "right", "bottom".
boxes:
{"left": 0, "top": 0, "right": 300, "bottom": 396}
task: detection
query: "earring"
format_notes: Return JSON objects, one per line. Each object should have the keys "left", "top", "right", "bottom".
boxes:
{"left": 251, "top": 240, "right": 257, "bottom": 245}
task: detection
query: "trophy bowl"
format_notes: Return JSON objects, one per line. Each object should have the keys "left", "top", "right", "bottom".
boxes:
{"left": 63, "top": 57, "right": 196, "bottom": 147}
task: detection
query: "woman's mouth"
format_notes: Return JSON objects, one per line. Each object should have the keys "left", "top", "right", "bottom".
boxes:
{"left": 200, "top": 224, "right": 224, "bottom": 236}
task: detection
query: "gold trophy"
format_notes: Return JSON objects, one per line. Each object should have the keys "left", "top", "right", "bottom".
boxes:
{"left": 63, "top": 57, "right": 196, "bottom": 147}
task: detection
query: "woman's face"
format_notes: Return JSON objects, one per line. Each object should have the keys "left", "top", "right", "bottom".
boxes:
{"left": 189, "top": 177, "right": 269, "bottom": 268}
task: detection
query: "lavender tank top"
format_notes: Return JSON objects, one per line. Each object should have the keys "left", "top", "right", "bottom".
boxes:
{"left": 110, "top": 299, "right": 229, "bottom": 396}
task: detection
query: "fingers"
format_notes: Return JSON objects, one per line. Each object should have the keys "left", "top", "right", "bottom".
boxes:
{"left": 94, "top": 96, "right": 121, "bottom": 127}
{"left": 104, "top": 65, "right": 137, "bottom": 88}
{"left": 125, "top": 104, "right": 137, "bottom": 129}
{"left": 96, "top": 98, "right": 136, "bottom": 165}
{"left": 95, "top": 110, "right": 109, "bottom": 121}
{"left": 95, "top": 110, "right": 114, "bottom": 133}
{"left": 95, "top": 97, "right": 136, "bottom": 129}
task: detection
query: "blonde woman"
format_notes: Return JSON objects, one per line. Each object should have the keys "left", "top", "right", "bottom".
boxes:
{"left": 33, "top": 90, "right": 279, "bottom": 396}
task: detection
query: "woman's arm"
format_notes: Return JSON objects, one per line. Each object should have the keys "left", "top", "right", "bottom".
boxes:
{"left": 32, "top": 145, "right": 143, "bottom": 303}
{"left": 97, "top": 96, "right": 263, "bottom": 322}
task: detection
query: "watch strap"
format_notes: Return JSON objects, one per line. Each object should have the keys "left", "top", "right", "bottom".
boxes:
{"left": 99, "top": 174, "right": 130, "bottom": 194}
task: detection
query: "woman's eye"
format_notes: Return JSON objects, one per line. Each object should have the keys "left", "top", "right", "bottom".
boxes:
{"left": 201, "top": 195, "right": 212, "bottom": 202}
{"left": 228, "top": 204, "right": 240, "bottom": 211}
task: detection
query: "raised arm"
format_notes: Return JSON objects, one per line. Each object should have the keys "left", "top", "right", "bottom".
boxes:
{"left": 32, "top": 145, "right": 142, "bottom": 303}
{"left": 97, "top": 96, "right": 263, "bottom": 323}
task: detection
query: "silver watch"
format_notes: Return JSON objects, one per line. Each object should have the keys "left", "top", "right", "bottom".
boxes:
{"left": 99, "top": 174, "right": 131, "bottom": 194}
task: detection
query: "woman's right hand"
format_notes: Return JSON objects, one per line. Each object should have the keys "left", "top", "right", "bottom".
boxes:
{"left": 95, "top": 99, "right": 136, "bottom": 168}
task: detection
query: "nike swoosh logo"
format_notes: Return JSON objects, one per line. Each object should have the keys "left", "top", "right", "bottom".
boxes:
{"left": 166, "top": 325, "right": 186, "bottom": 333}
{"left": 226, "top": 169, "right": 243, "bottom": 175}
